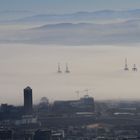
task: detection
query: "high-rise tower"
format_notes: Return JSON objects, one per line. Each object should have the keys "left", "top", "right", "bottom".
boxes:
{"left": 24, "top": 86, "right": 33, "bottom": 114}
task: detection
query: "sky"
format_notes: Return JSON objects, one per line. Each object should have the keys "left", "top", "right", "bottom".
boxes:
{"left": 1, "top": 0, "right": 140, "bottom": 14}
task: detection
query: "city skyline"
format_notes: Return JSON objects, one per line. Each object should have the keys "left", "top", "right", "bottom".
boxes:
{"left": 0, "top": 1, "right": 140, "bottom": 139}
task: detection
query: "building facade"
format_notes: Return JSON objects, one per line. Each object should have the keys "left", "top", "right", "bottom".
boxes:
{"left": 24, "top": 86, "right": 33, "bottom": 115}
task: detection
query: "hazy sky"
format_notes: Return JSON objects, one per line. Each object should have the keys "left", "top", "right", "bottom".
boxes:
{"left": 0, "top": 44, "right": 140, "bottom": 104}
{"left": 0, "top": 0, "right": 140, "bottom": 104}
{"left": 1, "top": 0, "right": 140, "bottom": 14}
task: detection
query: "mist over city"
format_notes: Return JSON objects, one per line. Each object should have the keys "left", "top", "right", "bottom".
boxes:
{"left": 0, "top": 0, "right": 140, "bottom": 104}
{"left": 0, "top": 0, "right": 140, "bottom": 140}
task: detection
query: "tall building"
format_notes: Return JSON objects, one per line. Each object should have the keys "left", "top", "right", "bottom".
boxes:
{"left": 24, "top": 86, "right": 33, "bottom": 114}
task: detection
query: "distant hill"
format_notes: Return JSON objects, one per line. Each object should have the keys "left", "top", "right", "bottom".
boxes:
{"left": 0, "top": 10, "right": 35, "bottom": 22}
{"left": 1, "top": 9, "right": 140, "bottom": 45}
{"left": 32, "top": 19, "right": 140, "bottom": 30}
{"left": 6, "top": 9, "right": 140, "bottom": 24}
{"left": 2, "top": 20, "right": 140, "bottom": 45}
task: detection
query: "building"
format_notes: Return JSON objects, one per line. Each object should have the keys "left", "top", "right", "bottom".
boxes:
{"left": 0, "top": 129, "right": 13, "bottom": 140}
{"left": 52, "top": 95, "right": 95, "bottom": 114}
{"left": 34, "top": 130, "right": 52, "bottom": 140}
{"left": 24, "top": 86, "right": 33, "bottom": 115}
{"left": 15, "top": 115, "right": 38, "bottom": 126}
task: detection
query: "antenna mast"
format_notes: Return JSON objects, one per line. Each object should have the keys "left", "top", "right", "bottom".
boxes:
{"left": 124, "top": 58, "right": 129, "bottom": 71}
{"left": 57, "top": 63, "right": 62, "bottom": 73}
{"left": 65, "top": 63, "right": 70, "bottom": 73}
{"left": 132, "top": 64, "right": 138, "bottom": 71}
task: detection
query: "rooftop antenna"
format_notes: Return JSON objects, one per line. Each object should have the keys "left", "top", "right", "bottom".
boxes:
{"left": 57, "top": 63, "right": 62, "bottom": 73}
{"left": 132, "top": 64, "right": 138, "bottom": 72}
{"left": 124, "top": 58, "right": 129, "bottom": 71}
{"left": 65, "top": 63, "right": 70, "bottom": 73}
{"left": 84, "top": 89, "right": 89, "bottom": 97}
{"left": 75, "top": 90, "right": 80, "bottom": 99}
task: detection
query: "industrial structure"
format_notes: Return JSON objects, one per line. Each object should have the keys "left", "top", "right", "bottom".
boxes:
{"left": 65, "top": 63, "right": 70, "bottom": 73}
{"left": 57, "top": 63, "right": 62, "bottom": 73}
{"left": 124, "top": 58, "right": 129, "bottom": 71}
